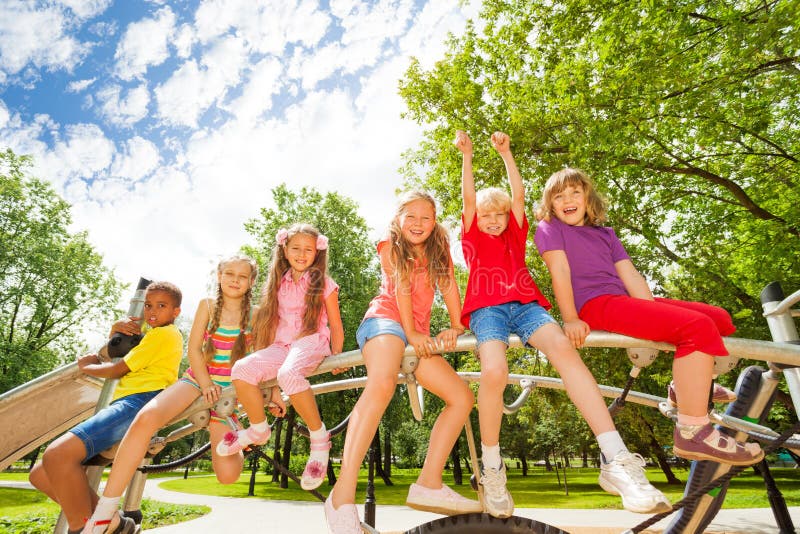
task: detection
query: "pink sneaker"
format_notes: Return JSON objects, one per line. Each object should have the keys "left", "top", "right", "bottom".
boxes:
{"left": 667, "top": 382, "right": 737, "bottom": 407}
{"left": 302, "top": 433, "right": 331, "bottom": 490}
{"left": 673, "top": 423, "right": 764, "bottom": 466}
{"left": 216, "top": 425, "right": 270, "bottom": 456}
{"left": 324, "top": 491, "right": 361, "bottom": 534}
{"left": 405, "top": 482, "right": 483, "bottom": 515}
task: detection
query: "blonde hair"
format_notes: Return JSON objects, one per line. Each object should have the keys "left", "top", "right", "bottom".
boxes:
{"left": 388, "top": 191, "right": 452, "bottom": 291}
{"left": 252, "top": 223, "right": 328, "bottom": 350}
{"left": 203, "top": 254, "right": 258, "bottom": 366}
{"left": 536, "top": 167, "right": 607, "bottom": 226}
{"left": 476, "top": 187, "right": 512, "bottom": 214}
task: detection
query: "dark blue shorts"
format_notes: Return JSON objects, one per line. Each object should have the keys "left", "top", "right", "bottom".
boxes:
{"left": 70, "top": 390, "right": 161, "bottom": 462}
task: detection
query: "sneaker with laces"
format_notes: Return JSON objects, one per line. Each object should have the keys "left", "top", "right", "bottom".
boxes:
{"left": 479, "top": 463, "right": 514, "bottom": 518}
{"left": 301, "top": 433, "right": 331, "bottom": 490}
{"left": 673, "top": 423, "right": 764, "bottom": 466}
{"left": 324, "top": 491, "right": 362, "bottom": 534}
{"left": 216, "top": 424, "right": 270, "bottom": 456}
{"left": 82, "top": 511, "right": 137, "bottom": 534}
{"left": 599, "top": 451, "right": 672, "bottom": 514}
{"left": 405, "top": 482, "right": 483, "bottom": 515}
{"left": 667, "top": 382, "right": 737, "bottom": 408}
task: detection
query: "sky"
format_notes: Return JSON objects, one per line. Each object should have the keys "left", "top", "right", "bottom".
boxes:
{"left": 0, "top": 0, "right": 481, "bottom": 342}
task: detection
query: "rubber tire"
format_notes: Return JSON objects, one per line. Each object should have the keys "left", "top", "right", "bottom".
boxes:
{"left": 403, "top": 513, "right": 568, "bottom": 534}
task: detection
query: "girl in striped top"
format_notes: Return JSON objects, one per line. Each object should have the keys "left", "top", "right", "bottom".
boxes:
{"left": 84, "top": 255, "right": 259, "bottom": 534}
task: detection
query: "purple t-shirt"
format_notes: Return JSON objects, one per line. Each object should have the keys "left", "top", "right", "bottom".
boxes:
{"left": 534, "top": 217, "right": 630, "bottom": 313}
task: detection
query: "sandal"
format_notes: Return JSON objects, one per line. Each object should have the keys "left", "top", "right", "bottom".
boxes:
{"left": 301, "top": 433, "right": 331, "bottom": 490}
{"left": 216, "top": 425, "right": 271, "bottom": 456}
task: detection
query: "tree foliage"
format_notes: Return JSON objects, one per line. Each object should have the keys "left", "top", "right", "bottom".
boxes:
{"left": 399, "top": 0, "right": 800, "bottom": 339}
{"left": 0, "top": 149, "right": 123, "bottom": 393}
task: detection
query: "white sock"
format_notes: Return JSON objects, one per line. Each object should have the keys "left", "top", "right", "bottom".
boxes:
{"left": 239, "top": 420, "right": 269, "bottom": 446}
{"left": 308, "top": 423, "right": 329, "bottom": 465}
{"left": 89, "top": 496, "right": 120, "bottom": 532}
{"left": 481, "top": 443, "right": 502, "bottom": 470}
{"left": 597, "top": 431, "right": 628, "bottom": 463}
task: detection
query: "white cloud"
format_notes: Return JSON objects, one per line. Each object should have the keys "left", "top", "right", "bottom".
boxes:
{"left": 56, "top": 0, "right": 113, "bottom": 20}
{"left": 173, "top": 24, "right": 195, "bottom": 59}
{"left": 114, "top": 6, "right": 176, "bottom": 80}
{"left": 67, "top": 78, "right": 97, "bottom": 93}
{"left": 227, "top": 57, "right": 284, "bottom": 122}
{"left": 95, "top": 83, "right": 150, "bottom": 126}
{"left": 36, "top": 123, "right": 114, "bottom": 194}
{"left": 110, "top": 136, "right": 160, "bottom": 181}
{"left": 0, "top": 2, "right": 91, "bottom": 77}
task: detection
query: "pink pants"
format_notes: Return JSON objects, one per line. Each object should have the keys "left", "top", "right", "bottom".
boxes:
{"left": 231, "top": 333, "right": 330, "bottom": 395}
{"left": 579, "top": 295, "right": 735, "bottom": 358}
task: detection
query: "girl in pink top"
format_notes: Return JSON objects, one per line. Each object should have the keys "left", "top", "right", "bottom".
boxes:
{"left": 534, "top": 168, "right": 763, "bottom": 467}
{"left": 325, "top": 192, "right": 480, "bottom": 534}
{"left": 218, "top": 223, "right": 344, "bottom": 493}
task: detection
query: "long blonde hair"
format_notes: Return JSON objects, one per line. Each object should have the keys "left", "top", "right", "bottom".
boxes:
{"left": 388, "top": 191, "right": 452, "bottom": 291}
{"left": 203, "top": 254, "right": 258, "bottom": 366}
{"left": 536, "top": 167, "right": 607, "bottom": 226}
{"left": 252, "top": 223, "right": 328, "bottom": 350}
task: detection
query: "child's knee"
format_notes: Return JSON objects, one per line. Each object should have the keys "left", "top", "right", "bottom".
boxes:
{"left": 480, "top": 363, "right": 508, "bottom": 388}
{"left": 215, "top": 469, "right": 240, "bottom": 485}
{"left": 364, "top": 375, "right": 396, "bottom": 404}
{"left": 277, "top": 368, "right": 309, "bottom": 394}
{"left": 452, "top": 383, "right": 475, "bottom": 413}
{"left": 231, "top": 359, "right": 260, "bottom": 384}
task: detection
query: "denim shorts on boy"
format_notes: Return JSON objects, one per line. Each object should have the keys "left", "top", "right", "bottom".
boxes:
{"left": 356, "top": 317, "right": 408, "bottom": 349}
{"left": 470, "top": 301, "right": 556, "bottom": 348}
{"left": 70, "top": 389, "right": 161, "bottom": 462}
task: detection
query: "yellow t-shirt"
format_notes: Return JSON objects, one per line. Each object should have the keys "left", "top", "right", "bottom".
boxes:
{"left": 113, "top": 324, "right": 183, "bottom": 401}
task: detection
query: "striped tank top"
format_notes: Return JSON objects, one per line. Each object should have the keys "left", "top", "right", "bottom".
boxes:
{"left": 184, "top": 324, "right": 253, "bottom": 388}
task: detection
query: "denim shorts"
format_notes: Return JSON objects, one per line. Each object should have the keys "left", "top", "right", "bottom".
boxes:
{"left": 70, "top": 389, "right": 161, "bottom": 462}
{"left": 356, "top": 317, "right": 408, "bottom": 349}
{"left": 470, "top": 301, "right": 556, "bottom": 347}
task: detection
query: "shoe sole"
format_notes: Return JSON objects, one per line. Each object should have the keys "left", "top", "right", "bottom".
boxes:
{"left": 301, "top": 478, "right": 324, "bottom": 491}
{"left": 405, "top": 500, "right": 483, "bottom": 516}
{"left": 674, "top": 446, "right": 765, "bottom": 466}
{"left": 598, "top": 478, "right": 671, "bottom": 514}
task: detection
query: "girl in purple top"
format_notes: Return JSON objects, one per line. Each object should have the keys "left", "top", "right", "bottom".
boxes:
{"left": 534, "top": 167, "right": 763, "bottom": 467}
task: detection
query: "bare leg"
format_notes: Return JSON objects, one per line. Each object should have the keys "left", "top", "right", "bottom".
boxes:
{"left": 413, "top": 356, "right": 474, "bottom": 489}
{"left": 528, "top": 323, "right": 614, "bottom": 436}
{"left": 331, "top": 334, "right": 404, "bottom": 508}
{"left": 233, "top": 379, "right": 267, "bottom": 426}
{"left": 35, "top": 434, "right": 95, "bottom": 529}
{"left": 290, "top": 388, "right": 322, "bottom": 431}
{"left": 673, "top": 351, "right": 714, "bottom": 417}
{"left": 208, "top": 420, "right": 244, "bottom": 483}
{"left": 476, "top": 341, "right": 508, "bottom": 448}
{"left": 101, "top": 382, "right": 199, "bottom": 497}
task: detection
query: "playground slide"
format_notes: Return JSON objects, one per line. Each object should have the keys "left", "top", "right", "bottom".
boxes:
{"left": 0, "top": 362, "right": 104, "bottom": 471}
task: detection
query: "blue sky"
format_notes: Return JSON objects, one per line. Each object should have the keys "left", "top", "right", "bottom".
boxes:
{"left": 0, "top": 0, "right": 479, "bottom": 339}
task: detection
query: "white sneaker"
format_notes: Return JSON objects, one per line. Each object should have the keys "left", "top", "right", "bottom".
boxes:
{"left": 599, "top": 451, "right": 672, "bottom": 514}
{"left": 479, "top": 463, "right": 514, "bottom": 518}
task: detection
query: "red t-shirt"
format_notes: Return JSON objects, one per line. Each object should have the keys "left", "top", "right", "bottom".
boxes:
{"left": 461, "top": 212, "right": 551, "bottom": 328}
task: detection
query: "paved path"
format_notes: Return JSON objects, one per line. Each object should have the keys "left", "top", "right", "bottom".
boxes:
{"left": 3, "top": 479, "right": 797, "bottom": 533}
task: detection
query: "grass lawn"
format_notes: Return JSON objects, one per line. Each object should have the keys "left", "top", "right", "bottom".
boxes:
{"left": 157, "top": 464, "right": 800, "bottom": 510}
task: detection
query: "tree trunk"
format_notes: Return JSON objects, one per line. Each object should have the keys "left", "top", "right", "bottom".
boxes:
{"left": 383, "top": 429, "right": 392, "bottom": 477}
{"left": 544, "top": 455, "right": 552, "bottom": 472}
{"left": 563, "top": 452, "right": 571, "bottom": 468}
{"left": 248, "top": 453, "right": 258, "bottom": 496}
{"left": 280, "top": 408, "right": 296, "bottom": 489}
{"left": 520, "top": 455, "right": 528, "bottom": 477}
{"left": 581, "top": 446, "right": 588, "bottom": 468}
{"left": 27, "top": 446, "right": 40, "bottom": 471}
{"left": 450, "top": 437, "right": 463, "bottom": 485}
{"left": 644, "top": 418, "right": 682, "bottom": 484}
{"left": 327, "top": 458, "right": 337, "bottom": 485}
{"left": 372, "top": 430, "right": 393, "bottom": 486}
{"left": 271, "top": 417, "right": 284, "bottom": 483}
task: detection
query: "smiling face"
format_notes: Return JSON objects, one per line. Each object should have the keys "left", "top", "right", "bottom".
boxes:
{"left": 143, "top": 289, "right": 181, "bottom": 328}
{"left": 551, "top": 184, "right": 587, "bottom": 226}
{"left": 476, "top": 208, "right": 510, "bottom": 236}
{"left": 285, "top": 233, "right": 317, "bottom": 276}
{"left": 218, "top": 259, "right": 254, "bottom": 299}
{"left": 399, "top": 198, "right": 436, "bottom": 248}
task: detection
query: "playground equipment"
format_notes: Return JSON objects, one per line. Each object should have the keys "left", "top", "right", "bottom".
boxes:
{"left": 1, "top": 281, "right": 799, "bottom": 533}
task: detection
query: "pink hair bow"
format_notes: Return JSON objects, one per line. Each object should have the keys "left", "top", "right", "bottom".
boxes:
{"left": 316, "top": 234, "right": 329, "bottom": 250}
{"left": 276, "top": 228, "right": 289, "bottom": 246}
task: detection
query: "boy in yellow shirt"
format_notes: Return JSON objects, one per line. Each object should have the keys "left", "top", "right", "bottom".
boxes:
{"left": 29, "top": 281, "right": 183, "bottom": 534}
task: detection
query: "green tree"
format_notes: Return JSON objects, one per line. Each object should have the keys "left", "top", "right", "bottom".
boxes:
{"left": 0, "top": 149, "right": 123, "bottom": 393}
{"left": 399, "top": 0, "right": 800, "bottom": 338}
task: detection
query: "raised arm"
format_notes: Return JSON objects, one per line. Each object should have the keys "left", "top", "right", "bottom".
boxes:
{"left": 615, "top": 259, "right": 654, "bottom": 300}
{"left": 455, "top": 130, "right": 476, "bottom": 231}
{"left": 491, "top": 131, "right": 525, "bottom": 227}
{"left": 540, "top": 249, "right": 590, "bottom": 348}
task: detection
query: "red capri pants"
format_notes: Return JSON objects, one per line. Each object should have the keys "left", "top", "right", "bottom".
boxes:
{"left": 579, "top": 295, "right": 735, "bottom": 358}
